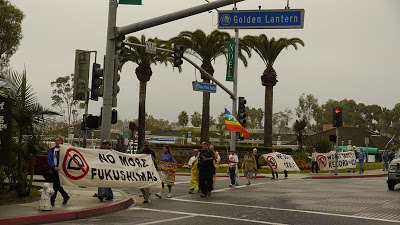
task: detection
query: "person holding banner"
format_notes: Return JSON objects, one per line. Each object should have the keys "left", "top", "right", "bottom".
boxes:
{"left": 156, "top": 145, "right": 176, "bottom": 198}
{"left": 98, "top": 140, "right": 114, "bottom": 201}
{"left": 359, "top": 149, "right": 366, "bottom": 174}
{"left": 211, "top": 145, "right": 220, "bottom": 188}
{"left": 270, "top": 149, "right": 279, "bottom": 179}
{"left": 140, "top": 147, "right": 156, "bottom": 203}
{"left": 198, "top": 142, "right": 215, "bottom": 197}
{"left": 47, "top": 136, "right": 70, "bottom": 206}
{"left": 252, "top": 148, "right": 259, "bottom": 179}
{"left": 188, "top": 149, "right": 200, "bottom": 194}
{"left": 228, "top": 150, "right": 239, "bottom": 187}
{"left": 348, "top": 147, "right": 357, "bottom": 173}
{"left": 310, "top": 148, "right": 318, "bottom": 175}
{"left": 242, "top": 151, "right": 257, "bottom": 185}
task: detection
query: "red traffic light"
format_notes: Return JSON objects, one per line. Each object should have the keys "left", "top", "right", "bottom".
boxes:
{"left": 335, "top": 108, "right": 341, "bottom": 114}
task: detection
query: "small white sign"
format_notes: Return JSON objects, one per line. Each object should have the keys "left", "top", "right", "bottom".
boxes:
{"left": 145, "top": 41, "right": 157, "bottom": 54}
{"left": 187, "top": 138, "right": 192, "bottom": 144}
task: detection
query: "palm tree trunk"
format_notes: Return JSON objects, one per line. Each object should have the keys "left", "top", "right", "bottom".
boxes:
{"left": 264, "top": 86, "right": 273, "bottom": 147}
{"left": 138, "top": 81, "right": 147, "bottom": 149}
{"left": 200, "top": 88, "right": 210, "bottom": 143}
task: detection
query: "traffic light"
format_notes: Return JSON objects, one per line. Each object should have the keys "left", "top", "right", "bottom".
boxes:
{"left": 83, "top": 114, "right": 100, "bottom": 129}
{"left": 329, "top": 135, "right": 337, "bottom": 142}
{"left": 90, "top": 63, "right": 103, "bottom": 101}
{"left": 173, "top": 43, "right": 184, "bottom": 67}
{"left": 238, "top": 97, "right": 247, "bottom": 126}
{"left": 73, "top": 50, "right": 90, "bottom": 101}
{"left": 113, "top": 35, "right": 125, "bottom": 107}
{"left": 111, "top": 109, "right": 118, "bottom": 124}
{"left": 332, "top": 107, "right": 343, "bottom": 127}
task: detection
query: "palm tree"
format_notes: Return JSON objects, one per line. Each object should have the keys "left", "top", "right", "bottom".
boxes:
{"left": 170, "top": 29, "right": 249, "bottom": 143}
{"left": 0, "top": 70, "right": 58, "bottom": 197}
{"left": 242, "top": 34, "right": 304, "bottom": 146}
{"left": 120, "top": 35, "right": 169, "bottom": 149}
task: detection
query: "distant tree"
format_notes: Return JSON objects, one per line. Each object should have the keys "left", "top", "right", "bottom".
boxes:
{"left": 246, "top": 107, "right": 264, "bottom": 129}
{"left": 191, "top": 112, "right": 201, "bottom": 127}
{"left": 178, "top": 111, "right": 189, "bottom": 127}
{"left": 0, "top": 0, "right": 24, "bottom": 73}
{"left": 50, "top": 75, "right": 84, "bottom": 128}
{"left": 209, "top": 115, "right": 216, "bottom": 127}
{"left": 145, "top": 113, "right": 170, "bottom": 131}
{"left": 242, "top": 34, "right": 304, "bottom": 146}
{"left": 293, "top": 118, "right": 307, "bottom": 158}
{"left": 295, "top": 93, "right": 318, "bottom": 133}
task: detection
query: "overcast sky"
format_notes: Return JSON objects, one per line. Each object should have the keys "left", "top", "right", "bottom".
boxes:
{"left": 9, "top": 0, "right": 400, "bottom": 124}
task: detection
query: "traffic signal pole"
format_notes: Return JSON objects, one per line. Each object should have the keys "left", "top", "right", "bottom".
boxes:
{"left": 101, "top": 0, "right": 118, "bottom": 142}
{"left": 101, "top": 0, "right": 245, "bottom": 142}
{"left": 230, "top": 26, "right": 239, "bottom": 152}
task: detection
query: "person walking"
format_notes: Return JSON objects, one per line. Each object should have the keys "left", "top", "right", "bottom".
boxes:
{"left": 210, "top": 145, "right": 220, "bottom": 188}
{"left": 47, "top": 136, "right": 70, "bottom": 206}
{"left": 228, "top": 150, "right": 239, "bottom": 187}
{"left": 156, "top": 145, "right": 176, "bottom": 198}
{"left": 140, "top": 147, "right": 157, "bottom": 203}
{"left": 270, "top": 149, "right": 278, "bottom": 179}
{"left": 198, "top": 142, "right": 215, "bottom": 197}
{"left": 98, "top": 140, "right": 114, "bottom": 201}
{"left": 252, "top": 148, "right": 259, "bottom": 179}
{"left": 188, "top": 149, "right": 200, "bottom": 194}
{"left": 382, "top": 149, "right": 389, "bottom": 171}
{"left": 348, "top": 146, "right": 357, "bottom": 173}
{"left": 359, "top": 149, "right": 366, "bottom": 174}
{"left": 310, "top": 148, "right": 318, "bottom": 175}
{"left": 242, "top": 151, "right": 257, "bottom": 186}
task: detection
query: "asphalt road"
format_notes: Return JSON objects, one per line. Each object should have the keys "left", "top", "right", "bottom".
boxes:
{"left": 54, "top": 174, "right": 400, "bottom": 225}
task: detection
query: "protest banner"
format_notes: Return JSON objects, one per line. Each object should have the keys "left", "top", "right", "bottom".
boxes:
{"left": 316, "top": 151, "right": 356, "bottom": 170}
{"left": 157, "top": 161, "right": 177, "bottom": 186}
{"left": 58, "top": 145, "right": 161, "bottom": 189}
{"left": 261, "top": 152, "right": 300, "bottom": 172}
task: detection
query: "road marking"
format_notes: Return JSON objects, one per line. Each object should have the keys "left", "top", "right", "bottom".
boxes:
{"left": 168, "top": 198, "right": 400, "bottom": 223}
{"left": 130, "top": 208, "right": 287, "bottom": 225}
{"left": 174, "top": 177, "right": 229, "bottom": 185}
{"left": 135, "top": 215, "right": 195, "bottom": 225}
{"left": 212, "top": 182, "right": 264, "bottom": 193}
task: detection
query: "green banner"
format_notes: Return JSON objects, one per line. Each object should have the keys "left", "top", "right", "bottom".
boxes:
{"left": 119, "top": 0, "right": 142, "bottom": 5}
{"left": 226, "top": 41, "right": 235, "bottom": 82}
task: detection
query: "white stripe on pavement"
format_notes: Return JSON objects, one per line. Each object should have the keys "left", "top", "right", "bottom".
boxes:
{"left": 135, "top": 215, "right": 195, "bottom": 225}
{"left": 168, "top": 198, "right": 400, "bottom": 223}
{"left": 130, "top": 208, "right": 288, "bottom": 225}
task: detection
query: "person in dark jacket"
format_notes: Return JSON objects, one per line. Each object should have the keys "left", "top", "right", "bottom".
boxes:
{"left": 47, "top": 136, "right": 70, "bottom": 206}
{"left": 98, "top": 140, "right": 114, "bottom": 201}
{"left": 198, "top": 142, "right": 215, "bottom": 197}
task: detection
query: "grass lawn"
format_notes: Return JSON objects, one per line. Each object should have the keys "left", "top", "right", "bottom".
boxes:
{"left": 177, "top": 162, "right": 384, "bottom": 174}
{"left": 0, "top": 186, "right": 41, "bottom": 206}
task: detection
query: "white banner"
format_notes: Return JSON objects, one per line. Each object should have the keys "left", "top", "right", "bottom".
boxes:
{"left": 261, "top": 152, "right": 300, "bottom": 172}
{"left": 58, "top": 145, "right": 161, "bottom": 189}
{"left": 316, "top": 151, "right": 356, "bottom": 171}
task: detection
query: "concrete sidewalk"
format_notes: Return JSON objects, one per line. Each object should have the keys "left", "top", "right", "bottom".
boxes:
{"left": 0, "top": 183, "right": 134, "bottom": 225}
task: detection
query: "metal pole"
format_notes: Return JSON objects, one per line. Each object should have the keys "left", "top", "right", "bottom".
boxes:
{"left": 230, "top": 28, "right": 239, "bottom": 151}
{"left": 117, "top": 0, "right": 246, "bottom": 35}
{"left": 334, "top": 127, "right": 339, "bottom": 175}
{"left": 82, "top": 91, "right": 89, "bottom": 148}
{"left": 101, "top": 0, "right": 118, "bottom": 142}
{"left": 366, "top": 141, "right": 369, "bottom": 169}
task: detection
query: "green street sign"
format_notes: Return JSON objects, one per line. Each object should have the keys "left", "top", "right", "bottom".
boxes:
{"left": 226, "top": 41, "right": 235, "bottom": 82}
{"left": 122, "top": 131, "right": 130, "bottom": 138}
{"left": 119, "top": 0, "right": 142, "bottom": 5}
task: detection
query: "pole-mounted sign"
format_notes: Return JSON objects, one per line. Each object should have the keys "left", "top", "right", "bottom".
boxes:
{"left": 226, "top": 41, "right": 235, "bottom": 82}
{"left": 0, "top": 96, "right": 12, "bottom": 165}
{"left": 218, "top": 9, "right": 305, "bottom": 29}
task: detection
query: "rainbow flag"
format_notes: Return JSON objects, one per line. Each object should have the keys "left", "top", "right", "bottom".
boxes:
{"left": 224, "top": 108, "right": 249, "bottom": 137}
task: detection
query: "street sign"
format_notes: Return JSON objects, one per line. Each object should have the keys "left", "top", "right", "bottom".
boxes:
{"left": 192, "top": 81, "right": 217, "bottom": 93}
{"left": 187, "top": 138, "right": 192, "bottom": 144}
{"left": 145, "top": 41, "right": 157, "bottom": 54}
{"left": 226, "top": 41, "right": 235, "bottom": 81}
{"left": 218, "top": 9, "right": 305, "bottom": 29}
{"left": 119, "top": 0, "right": 142, "bottom": 5}
{"left": 122, "top": 131, "right": 130, "bottom": 138}
{"left": 365, "top": 137, "right": 369, "bottom": 145}
{"left": 0, "top": 96, "right": 12, "bottom": 165}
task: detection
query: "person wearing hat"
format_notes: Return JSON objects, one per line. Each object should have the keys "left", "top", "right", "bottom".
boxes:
{"left": 141, "top": 141, "right": 156, "bottom": 164}
{"left": 252, "top": 148, "right": 259, "bottom": 179}
{"left": 97, "top": 139, "right": 113, "bottom": 201}
{"left": 228, "top": 149, "right": 239, "bottom": 187}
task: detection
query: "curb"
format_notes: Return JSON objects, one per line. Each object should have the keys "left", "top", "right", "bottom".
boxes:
{"left": 0, "top": 197, "right": 134, "bottom": 225}
{"left": 311, "top": 173, "right": 387, "bottom": 179}
{"left": 176, "top": 173, "right": 266, "bottom": 178}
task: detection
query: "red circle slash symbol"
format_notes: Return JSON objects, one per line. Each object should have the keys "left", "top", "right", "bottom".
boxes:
{"left": 316, "top": 155, "right": 327, "bottom": 167}
{"left": 62, "top": 148, "right": 90, "bottom": 180}
{"left": 266, "top": 156, "right": 277, "bottom": 170}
